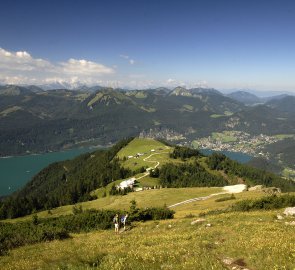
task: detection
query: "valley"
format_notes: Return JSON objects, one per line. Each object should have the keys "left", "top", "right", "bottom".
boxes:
{"left": 1, "top": 137, "right": 295, "bottom": 269}
{"left": 1, "top": 84, "right": 294, "bottom": 182}
{"left": 2, "top": 2, "right": 295, "bottom": 269}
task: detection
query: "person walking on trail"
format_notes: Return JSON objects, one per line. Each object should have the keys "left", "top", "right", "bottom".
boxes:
{"left": 113, "top": 214, "right": 119, "bottom": 233}
{"left": 121, "top": 214, "right": 128, "bottom": 230}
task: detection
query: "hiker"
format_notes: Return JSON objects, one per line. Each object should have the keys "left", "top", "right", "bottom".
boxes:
{"left": 121, "top": 214, "right": 128, "bottom": 230}
{"left": 113, "top": 214, "right": 119, "bottom": 233}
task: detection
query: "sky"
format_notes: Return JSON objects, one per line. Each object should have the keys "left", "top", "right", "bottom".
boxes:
{"left": 0, "top": 0, "right": 295, "bottom": 92}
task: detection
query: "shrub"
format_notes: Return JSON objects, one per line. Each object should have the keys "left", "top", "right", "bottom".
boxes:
{"left": 231, "top": 194, "right": 295, "bottom": 212}
{"left": 215, "top": 194, "right": 236, "bottom": 202}
{"left": 0, "top": 205, "right": 174, "bottom": 256}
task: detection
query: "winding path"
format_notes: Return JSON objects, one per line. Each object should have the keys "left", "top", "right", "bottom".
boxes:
{"left": 135, "top": 147, "right": 170, "bottom": 180}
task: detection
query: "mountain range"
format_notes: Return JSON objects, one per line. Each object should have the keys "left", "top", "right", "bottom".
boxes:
{"left": 0, "top": 84, "right": 294, "bottom": 157}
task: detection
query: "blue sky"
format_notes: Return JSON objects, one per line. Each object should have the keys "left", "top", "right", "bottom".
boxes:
{"left": 0, "top": 0, "right": 295, "bottom": 91}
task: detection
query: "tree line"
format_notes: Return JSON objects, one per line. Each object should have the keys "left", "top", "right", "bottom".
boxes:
{"left": 206, "top": 152, "right": 295, "bottom": 192}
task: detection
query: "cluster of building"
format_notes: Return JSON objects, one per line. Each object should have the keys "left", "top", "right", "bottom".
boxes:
{"left": 195, "top": 131, "right": 280, "bottom": 157}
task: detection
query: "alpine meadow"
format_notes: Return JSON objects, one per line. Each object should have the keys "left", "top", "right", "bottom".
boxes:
{"left": 1, "top": 1, "right": 295, "bottom": 269}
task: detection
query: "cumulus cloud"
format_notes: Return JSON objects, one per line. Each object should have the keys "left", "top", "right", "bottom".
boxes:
{"left": 0, "top": 48, "right": 52, "bottom": 72}
{"left": 0, "top": 48, "right": 211, "bottom": 89}
{"left": 0, "top": 47, "right": 115, "bottom": 85}
{"left": 60, "top": 59, "right": 114, "bottom": 75}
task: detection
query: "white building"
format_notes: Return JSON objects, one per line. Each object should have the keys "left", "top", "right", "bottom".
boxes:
{"left": 118, "top": 177, "right": 136, "bottom": 189}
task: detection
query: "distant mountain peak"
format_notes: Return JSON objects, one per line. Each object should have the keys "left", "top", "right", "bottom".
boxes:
{"left": 0, "top": 85, "right": 34, "bottom": 96}
{"left": 227, "top": 91, "right": 261, "bottom": 105}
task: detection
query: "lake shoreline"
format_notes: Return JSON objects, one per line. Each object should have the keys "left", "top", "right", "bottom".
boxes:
{"left": 0, "top": 144, "right": 108, "bottom": 159}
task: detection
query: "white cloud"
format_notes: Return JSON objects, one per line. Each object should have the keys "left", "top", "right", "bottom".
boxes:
{"left": 166, "top": 78, "right": 176, "bottom": 84}
{"left": 0, "top": 48, "right": 213, "bottom": 90}
{"left": 120, "top": 54, "right": 136, "bottom": 65}
{"left": 0, "top": 47, "right": 115, "bottom": 85}
{"left": 129, "top": 59, "right": 135, "bottom": 65}
{"left": 0, "top": 48, "right": 52, "bottom": 71}
{"left": 60, "top": 58, "right": 114, "bottom": 75}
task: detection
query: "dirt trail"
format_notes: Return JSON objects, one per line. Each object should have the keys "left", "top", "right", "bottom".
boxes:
{"left": 136, "top": 147, "right": 170, "bottom": 180}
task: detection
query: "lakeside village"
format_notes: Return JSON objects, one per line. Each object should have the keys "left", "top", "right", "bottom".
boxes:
{"left": 194, "top": 131, "right": 282, "bottom": 158}
{"left": 139, "top": 128, "right": 292, "bottom": 159}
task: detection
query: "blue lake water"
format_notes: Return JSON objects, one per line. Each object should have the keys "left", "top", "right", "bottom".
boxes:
{"left": 0, "top": 147, "right": 253, "bottom": 197}
{"left": 201, "top": 149, "right": 253, "bottom": 163}
{"left": 0, "top": 148, "right": 93, "bottom": 197}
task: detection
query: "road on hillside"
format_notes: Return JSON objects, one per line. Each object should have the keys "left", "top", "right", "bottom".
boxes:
{"left": 136, "top": 147, "right": 170, "bottom": 180}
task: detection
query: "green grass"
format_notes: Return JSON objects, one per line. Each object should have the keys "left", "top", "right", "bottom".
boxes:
{"left": 139, "top": 106, "right": 156, "bottom": 112}
{"left": 153, "top": 120, "right": 161, "bottom": 125}
{"left": 210, "top": 114, "right": 224, "bottom": 118}
{"left": 2, "top": 190, "right": 295, "bottom": 270}
{"left": 137, "top": 176, "right": 160, "bottom": 187}
{"left": 274, "top": 134, "right": 295, "bottom": 140}
{"left": 2, "top": 138, "right": 295, "bottom": 269}
{"left": 282, "top": 167, "right": 295, "bottom": 178}
{"left": 224, "top": 111, "right": 233, "bottom": 116}
{"left": 0, "top": 106, "right": 22, "bottom": 117}
{"left": 183, "top": 104, "right": 194, "bottom": 111}
{"left": 7, "top": 187, "right": 222, "bottom": 222}
{"left": 116, "top": 138, "right": 173, "bottom": 171}
{"left": 134, "top": 92, "right": 147, "bottom": 98}
{"left": 191, "top": 140, "right": 200, "bottom": 148}
{"left": 212, "top": 132, "right": 237, "bottom": 143}
{"left": 210, "top": 111, "right": 233, "bottom": 118}
{"left": 117, "top": 138, "right": 168, "bottom": 159}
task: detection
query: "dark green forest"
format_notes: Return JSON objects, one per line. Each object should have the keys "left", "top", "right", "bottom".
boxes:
{"left": 159, "top": 162, "right": 227, "bottom": 187}
{"left": 206, "top": 152, "right": 295, "bottom": 192}
{"left": 0, "top": 204, "right": 174, "bottom": 256}
{"left": 0, "top": 138, "right": 133, "bottom": 219}
{"left": 1, "top": 140, "right": 295, "bottom": 220}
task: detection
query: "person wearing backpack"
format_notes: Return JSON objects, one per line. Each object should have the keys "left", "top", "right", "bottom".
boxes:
{"left": 113, "top": 214, "right": 119, "bottom": 233}
{"left": 121, "top": 214, "right": 128, "bottom": 230}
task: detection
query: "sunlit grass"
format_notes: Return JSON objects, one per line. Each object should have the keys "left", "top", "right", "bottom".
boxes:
{"left": 2, "top": 207, "right": 295, "bottom": 270}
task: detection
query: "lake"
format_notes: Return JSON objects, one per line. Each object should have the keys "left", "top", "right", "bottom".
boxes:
{"left": 0, "top": 148, "right": 94, "bottom": 197}
{"left": 201, "top": 149, "right": 253, "bottom": 163}
{"left": 0, "top": 147, "right": 253, "bottom": 197}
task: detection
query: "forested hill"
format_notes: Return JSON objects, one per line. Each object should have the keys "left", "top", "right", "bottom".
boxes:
{"left": 1, "top": 138, "right": 295, "bottom": 220}
{"left": 1, "top": 85, "right": 294, "bottom": 156}
{"left": 0, "top": 138, "right": 134, "bottom": 219}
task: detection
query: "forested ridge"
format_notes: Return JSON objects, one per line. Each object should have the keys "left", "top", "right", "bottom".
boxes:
{"left": 0, "top": 138, "right": 133, "bottom": 219}
{"left": 157, "top": 148, "right": 295, "bottom": 191}
{"left": 1, "top": 139, "right": 295, "bottom": 220}
{"left": 1, "top": 85, "right": 295, "bottom": 156}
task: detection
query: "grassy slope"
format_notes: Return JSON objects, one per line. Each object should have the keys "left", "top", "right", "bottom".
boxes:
{"left": 116, "top": 137, "right": 173, "bottom": 171}
{"left": 1, "top": 191, "right": 295, "bottom": 270}
{"left": 2, "top": 138, "right": 295, "bottom": 269}
{"left": 7, "top": 187, "right": 222, "bottom": 222}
